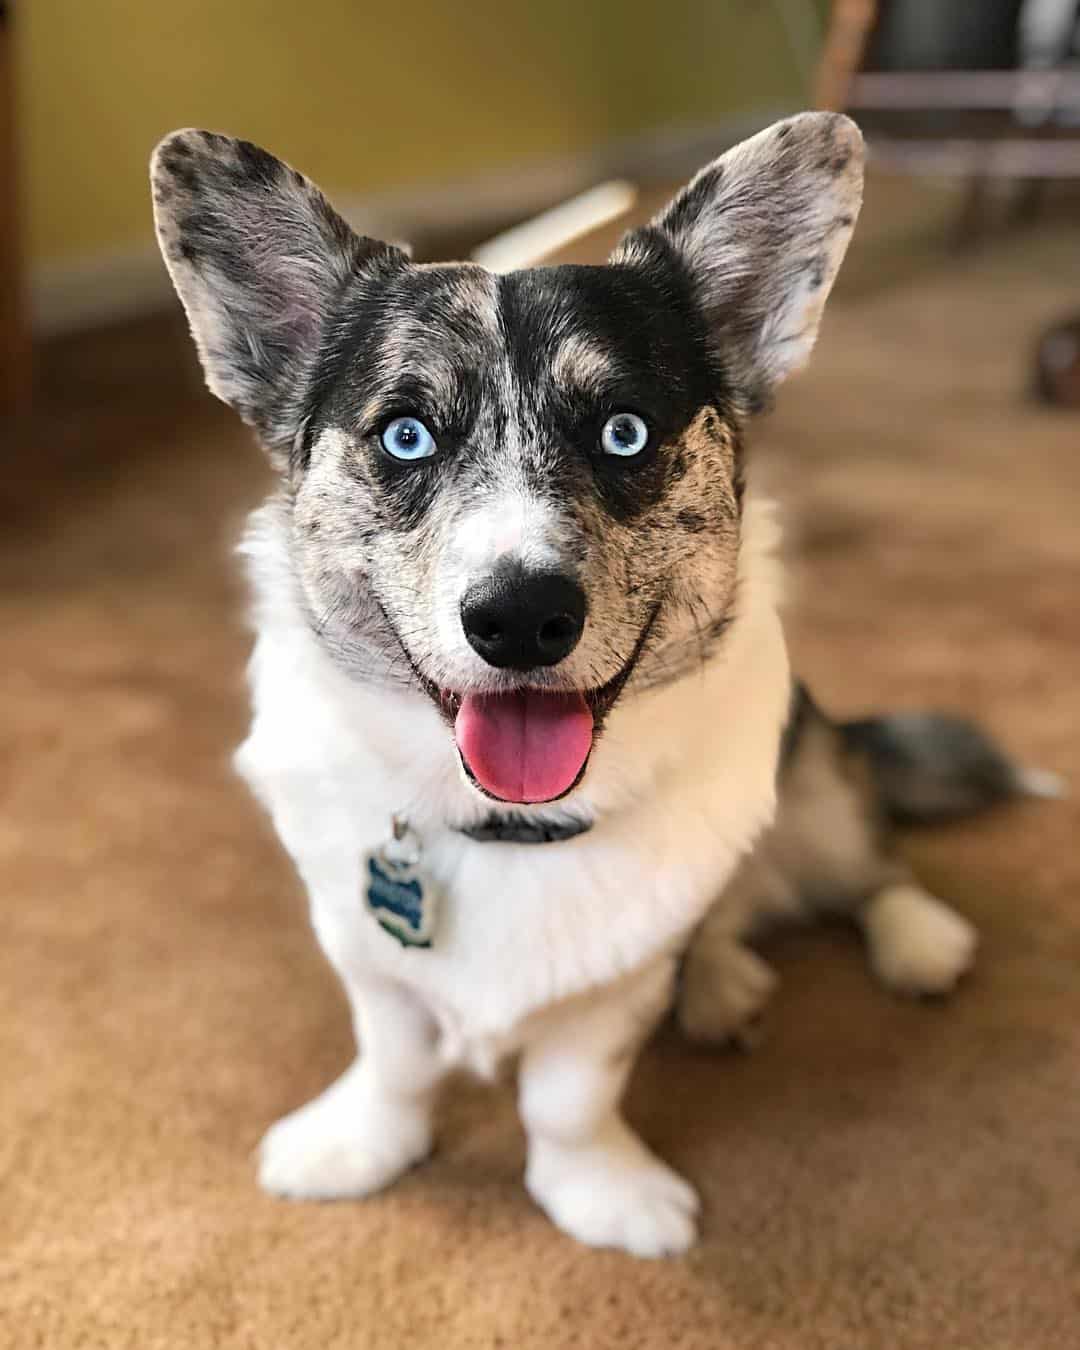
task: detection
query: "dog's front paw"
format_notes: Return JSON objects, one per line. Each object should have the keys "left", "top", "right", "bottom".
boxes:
{"left": 526, "top": 1120, "right": 699, "bottom": 1257}
{"left": 862, "top": 884, "right": 978, "bottom": 996}
{"left": 258, "top": 1065, "right": 432, "bottom": 1200}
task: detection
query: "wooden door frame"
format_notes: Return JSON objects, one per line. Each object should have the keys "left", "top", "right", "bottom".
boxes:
{"left": 1, "top": 0, "right": 32, "bottom": 416}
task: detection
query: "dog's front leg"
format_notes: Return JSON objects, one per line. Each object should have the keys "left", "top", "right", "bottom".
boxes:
{"left": 258, "top": 976, "right": 443, "bottom": 1200}
{"left": 519, "top": 955, "right": 699, "bottom": 1257}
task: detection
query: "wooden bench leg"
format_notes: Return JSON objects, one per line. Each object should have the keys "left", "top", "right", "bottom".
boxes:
{"left": 815, "top": 0, "right": 879, "bottom": 112}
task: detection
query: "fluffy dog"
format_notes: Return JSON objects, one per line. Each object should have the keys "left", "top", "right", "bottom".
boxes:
{"left": 151, "top": 113, "right": 1044, "bottom": 1256}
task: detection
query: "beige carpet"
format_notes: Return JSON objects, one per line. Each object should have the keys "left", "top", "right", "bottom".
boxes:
{"left": 3, "top": 199, "right": 1079, "bottom": 1348}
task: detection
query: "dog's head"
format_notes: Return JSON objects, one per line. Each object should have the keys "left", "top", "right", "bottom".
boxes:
{"left": 152, "top": 114, "right": 862, "bottom": 806}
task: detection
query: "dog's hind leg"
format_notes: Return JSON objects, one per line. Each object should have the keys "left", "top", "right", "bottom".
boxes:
{"left": 679, "top": 682, "right": 984, "bottom": 1045}
{"left": 679, "top": 937, "right": 779, "bottom": 1049}
{"left": 520, "top": 955, "right": 699, "bottom": 1257}
{"left": 858, "top": 882, "right": 977, "bottom": 996}
{"left": 258, "top": 976, "right": 443, "bottom": 1200}
{"left": 676, "top": 853, "right": 791, "bottom": 1047}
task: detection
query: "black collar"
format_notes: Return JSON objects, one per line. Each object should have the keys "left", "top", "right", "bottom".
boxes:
{"left": 456, "top": 811, "right": 593, "bottom": 844}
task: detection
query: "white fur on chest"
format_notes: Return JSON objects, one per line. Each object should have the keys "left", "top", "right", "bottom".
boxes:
{"left": 235, "top": 501, "right": 789, "bottom": 1059}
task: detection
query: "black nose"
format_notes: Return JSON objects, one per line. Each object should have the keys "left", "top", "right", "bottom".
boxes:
{"left": 461, "top": 565, "right": 586, "bottom": 670}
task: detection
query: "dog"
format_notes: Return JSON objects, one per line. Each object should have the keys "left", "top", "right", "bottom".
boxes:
{"left": 151, "top": 112, "right": 1050, "bottom": 1256}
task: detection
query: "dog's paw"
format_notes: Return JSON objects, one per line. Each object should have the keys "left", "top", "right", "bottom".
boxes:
{"left": 678, "top": 941, "right": 779, "bottom": 1048}
{"left": 862, "top": 884, "right": 978, "bottom": 997}
{"left": 257, "top": 1067, "right": 432, "bottom": 1200}
{"left": 526, "top": 1120, "right": 699, "bottom": 1257}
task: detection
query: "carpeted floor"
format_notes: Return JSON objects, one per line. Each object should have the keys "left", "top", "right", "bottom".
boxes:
{"left": 3, "top": 190, "right": 1079, "bottom": 1349}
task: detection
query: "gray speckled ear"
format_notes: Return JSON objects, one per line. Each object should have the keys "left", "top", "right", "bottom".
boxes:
{"left": 613, "top": 112, "right": 864, "bottom": 409}
{"left": 150, "top": 129, "right": 404, "bottom": 456}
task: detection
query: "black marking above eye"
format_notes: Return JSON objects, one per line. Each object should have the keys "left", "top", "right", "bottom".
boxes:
{"left": 676, "top": 508, "right": 707, "bottom": 533}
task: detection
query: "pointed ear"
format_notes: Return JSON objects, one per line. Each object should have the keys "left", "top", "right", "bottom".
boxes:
{"left": 612, "top": 112, "right": 864, "bottom": 409}
{"left": 151, "top": 130, "right": 406, "bottom": 455}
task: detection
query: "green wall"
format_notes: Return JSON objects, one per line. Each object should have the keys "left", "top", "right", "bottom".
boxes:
{"left": 18, "top": 1, "right": 813, "bottom": 267}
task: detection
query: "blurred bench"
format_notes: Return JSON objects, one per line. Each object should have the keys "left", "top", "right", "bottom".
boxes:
{"left": 816, "top": 0, "right": 1080, "bottom": 244}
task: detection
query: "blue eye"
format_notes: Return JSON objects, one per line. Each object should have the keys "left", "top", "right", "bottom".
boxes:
{"left": 381, "top": 416, "right": 436, "bottom": 461}
{"left": 600, "top": 412, "right": 649, "bottom": 458}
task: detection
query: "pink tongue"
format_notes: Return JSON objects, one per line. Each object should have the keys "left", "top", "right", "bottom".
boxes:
{"left": 455, "top": 690, "right": 594, "bottom": 804}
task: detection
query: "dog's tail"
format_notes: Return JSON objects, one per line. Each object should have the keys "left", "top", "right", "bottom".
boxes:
{"left": 840, "top": 711, "right": 1065, "bottom": 824}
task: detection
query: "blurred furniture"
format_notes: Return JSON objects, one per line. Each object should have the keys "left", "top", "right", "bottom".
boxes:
{"left": 816, "top": 0, "right": 878, "bottom": 112}
{"left": 0, "top": 0, "right": 31, "bottom": 416}
{"left": 1034, "top": 313, "right": 1080, "bottom": 405}
{"left": 817, "top": 0, "right": 1080, "bottom": 242}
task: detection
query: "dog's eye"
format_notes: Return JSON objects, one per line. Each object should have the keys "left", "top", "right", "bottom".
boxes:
{"left": 381, "top": 416, "right": 437, "bottom": 461}
{"left": 600, "top": 412, "right": 649, "bottom": 458}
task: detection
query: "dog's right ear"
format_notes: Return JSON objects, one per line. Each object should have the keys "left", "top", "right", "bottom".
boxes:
{"left": 151, "top": 130, "right": 406, "bottom": 458}
{"left": 611, "top": 112, "right": 863, "bottom": 411}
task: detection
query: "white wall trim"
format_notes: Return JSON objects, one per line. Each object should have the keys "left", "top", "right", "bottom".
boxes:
{"left": 32, "top": 242, "right": 176, "bottom": 336}
{"left": 31, "top": 107, "right": 792, "bottom": 337}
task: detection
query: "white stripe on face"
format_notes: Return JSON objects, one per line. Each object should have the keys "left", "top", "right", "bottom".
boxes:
{"left": 449, "top": 491, "right": 571, "bottom": 579}
{"left": 423, "top": 489, "right": 580, "bottom": 686}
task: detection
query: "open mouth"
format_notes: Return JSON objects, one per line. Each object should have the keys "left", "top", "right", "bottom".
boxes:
{"left": 454, "top": 689, "right": 595, "bottom": 804}
{"left": 436, "top": 601, "right": 662, "bottom": 805}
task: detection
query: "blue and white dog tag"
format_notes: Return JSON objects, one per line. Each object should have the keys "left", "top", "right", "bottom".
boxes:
{"left": 363, "top": 816, "right": 440, "bottom": 949}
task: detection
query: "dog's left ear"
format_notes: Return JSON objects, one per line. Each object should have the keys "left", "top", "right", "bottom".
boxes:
{"left": 612, "top": 112, "right": 864, "bottom": 409}
{"left": 151, "top": 130, "right": 406, "bottom": 459}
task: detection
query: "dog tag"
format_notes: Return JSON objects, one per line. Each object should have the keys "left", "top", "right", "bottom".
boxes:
{"left": 362, "top": 816, "right": 440, "bottom": 949}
